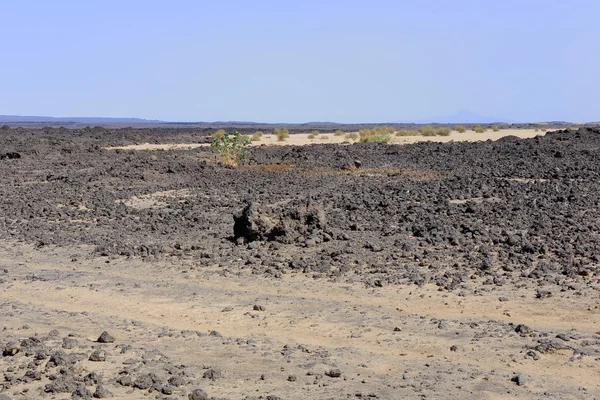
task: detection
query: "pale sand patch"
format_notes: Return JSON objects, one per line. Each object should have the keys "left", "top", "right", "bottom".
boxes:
{"left": 103, "top": 129, "right": 547, "bottom": 151}
{"left": 104, "top": 143, "right": 210, "bottom": 150}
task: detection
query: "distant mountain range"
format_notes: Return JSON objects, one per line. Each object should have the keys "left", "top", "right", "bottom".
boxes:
{"left": 0, "top": 112, "right": 573, "bottom": 126}
{"left": 0, "top": 115, "right": 164, "bottom": 124}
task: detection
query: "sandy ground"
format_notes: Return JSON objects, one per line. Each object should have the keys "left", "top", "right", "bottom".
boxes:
{"left": 1, "top": 241, "right": 598, "bottom": 399}
{"left": 104, "top": 129, "right": 546, "bottom": 151}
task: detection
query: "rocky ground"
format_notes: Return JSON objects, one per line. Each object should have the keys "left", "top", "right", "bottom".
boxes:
{"left": 0, "top": 126, "right": 599, "bottom": 399}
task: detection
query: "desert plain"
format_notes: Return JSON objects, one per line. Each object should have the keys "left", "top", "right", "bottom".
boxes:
{"left": 0, "top": 125, "right": 599, "bottom": 400}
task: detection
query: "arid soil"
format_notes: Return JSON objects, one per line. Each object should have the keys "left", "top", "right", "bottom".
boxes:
{"left": 0, "top": 126, "right": 599, "bottom": 399}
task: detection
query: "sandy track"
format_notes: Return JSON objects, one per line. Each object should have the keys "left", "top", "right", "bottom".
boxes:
{"left": 1, "top": 242, "right": 598, "bottom": 399}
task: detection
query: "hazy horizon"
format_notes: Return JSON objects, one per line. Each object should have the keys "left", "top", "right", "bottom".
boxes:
{"left": 2, "top": 1, "right": 599, "bottom": 123}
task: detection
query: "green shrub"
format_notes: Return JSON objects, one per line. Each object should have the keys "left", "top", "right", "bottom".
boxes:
{"left": 435, "top": 127, "right": 451, "bottom": 136}
{"left": 334, "top": 129, "right": 344, "bottom": 136}
{"left": 455, "top": 125, "right": 466, "bottom": 133}
{"left": 541, "top": 128, "right": 547, "bottom": 132}
{"left": 308, "top": 131, "right": 319, "bottom": 139}
{"left": 418, "top": 125, "right": 436, "bottom": 136}
{"left": 358, "top": 126, "right": 394, "bottom": 143}
{"left": 492, "top": 124, "right": 500, "bottom": 132}
{"left": 534, "top": 128, "right": 539, "bottom": 132}
{"left": 210, "top": 131, "right": 251, "bottom": 166}
{"left": 359, "top": 131, "right": 391, "bottom": 143}
{"left": 360, "top": 132, "right": 391, "bottom": 143}
{"left": 251, "top": 131, "right": 264, "bottom": 141}
{"left": 472, "top": 124, "right": 486, "bottom": 133}
{"left": 345, "top": 133, "right": 359, "bottom": 141}
{"left": 274, "top": 128, "right": 290, "bottom": 141}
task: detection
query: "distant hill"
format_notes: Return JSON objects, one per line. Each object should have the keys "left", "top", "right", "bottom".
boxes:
{"left": 0, "top": 115, "right": 164, "bottom": 124}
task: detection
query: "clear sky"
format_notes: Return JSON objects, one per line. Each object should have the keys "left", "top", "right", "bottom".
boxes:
{"left": 1, "top": 0, "right": 599, "bottom": 123}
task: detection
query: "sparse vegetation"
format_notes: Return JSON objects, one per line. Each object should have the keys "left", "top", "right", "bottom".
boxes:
{"left": 251, "top": 131, "right": 264, "bottom": 141}
{"left": 212, "top": 128, "right": 226, "bottom": 139}
{"left": 455, "top": 125, "right": 466, "bottom": 133}
{"left": 419, "top": 125, "right": 437, "bottom": 136}
{"left": 534, "top": 128, "right": 540, "bottom": 132}
{"left": 345, "top": 133, "right": 359, "bottom": 141}
{"left": 396, "top": 129, "right": 420, "bottom": 136}
{"left": 358, "top": 126, "right": 393, "bottom": 143}
{"left": 435, "top": 127, "right": 451, "bottom": 136}
{"left": 541, "top": 128, "right": 547, "bottom": 132}
{"left": 472, "top": 124, "right": 486, "bottom": 133}
{"left": 210, "top": 131, "right": 250, "bottom": 166}
{"left": 492, "top": 124, "right": 500, "bottom": 132}
{"left": 308, "top": 131, "right": 319, "bottom": 140}
{"left": 274, "top": 128, "right": 290, "bottom": 141}
{"left": 334, "top": 129, "right": 344, "bottom": 136}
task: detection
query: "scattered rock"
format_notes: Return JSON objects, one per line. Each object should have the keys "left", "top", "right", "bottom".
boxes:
{"left": 202, "top": 368, "right": 222, "bottom": 381}
{"left": 2, "top": 341, "right": 20, "bottom": 357}
{"left": 326, "top": 368, "right": 341, "bottom": 378}
{"left": 71, "top": 384, "right": 93, "bottom": 399}
{"left": 89, "top": 350, "right": 106, "bottom": 362}
{"left": 133, "top": 374, "right": 153, "bottom": 390}
{"left": 511, "top": 374, "right": 527, "bottom": 386}
{"left": 93, "top": 384, "right": 113, "bottom": 398}
{"left": 515, "top": 324, "right": 533, "bottom": 335}
{"left": 63, "top": 337, "right": 79, "bottom": 349}
{"left": 97, "top": 331, "right": 116, "bottom": 343}
{"left": 188, "top": 388, "right": 209, "bottom": 400}
{"left": 525, "top": 350, "right": 540, "bottom": 360}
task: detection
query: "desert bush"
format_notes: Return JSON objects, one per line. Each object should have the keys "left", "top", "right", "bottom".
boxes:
{"left": 358, "top": 126, "right": 394, "bottom": 143}
{"left": 274, "top": 128, "right": 289, "bottom": 141}
{"left": 334, "top": 129, "right": 344, "bottom": 136}
{"left": 345, "top": 133, "right": 359, "bottom": 141}
{"left": 541, "top": 128, "right": 547, "bottom": 132}
{"left": 454, "top": 125, "right": 466, "bottom": 133}
{"left": 358, "top": 129, "right": 372, "bottom": 139}
{"left": 396, "top": 129, "right": 420, "bottom": 136}
{"left": 308, "top": 131, "right": 319, "bottom": 139}
{"left": 419, "top": 125, "right": 436, "bottom": 136}
{"left": 472, "top": 124, "right": 486, "bottom": 133}
{"left": 435, "top": 127, "right": 451, "bottom": 136}
{"left": 360, "top": 132, "right": 391, "bottom": 143}
{"left": 534, "top": 128, "right": 539, "bottom": 132}
{"left": 212, "top": 128, "right": 226, "bottom": 139}
{"left": 492, "top": 124, "right": 500, "bottom": 132}
{"left": 211, "top": 131, "right": 250, "bottom": 166}
{"left": 251, "top": 131, "right": 264, "bottom": 141}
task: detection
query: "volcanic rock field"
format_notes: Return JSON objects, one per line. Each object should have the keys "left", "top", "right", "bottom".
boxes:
{"left": 0, "top": 126, "right": 599, "bottom": 399}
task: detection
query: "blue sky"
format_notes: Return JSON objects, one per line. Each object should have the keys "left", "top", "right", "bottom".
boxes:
{"left": 1, "top": 1, "right": 598, "bottom": 123}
